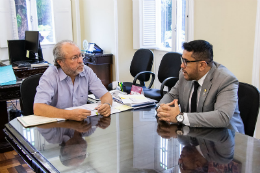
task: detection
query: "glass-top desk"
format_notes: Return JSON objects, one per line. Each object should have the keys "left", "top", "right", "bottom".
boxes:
{"left": 3, "top": 108, "right": 260, "bottom": 173}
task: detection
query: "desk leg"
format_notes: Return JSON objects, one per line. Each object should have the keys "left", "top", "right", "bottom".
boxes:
{"left": 0, "top": 101, "right": 12, "bottom": 153}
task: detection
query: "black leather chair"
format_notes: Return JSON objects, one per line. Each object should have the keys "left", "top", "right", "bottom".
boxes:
{"left": 108, "top": 49, "right": 154, "bottom": 93}
{"left": 20, "top": 73, "right": 43, "bottom": 116}
{"left": 238, "top": 82, "right": 260, "bottom": 137}
{"left": 143, "top": 52, "right": 182, "bottom": 101}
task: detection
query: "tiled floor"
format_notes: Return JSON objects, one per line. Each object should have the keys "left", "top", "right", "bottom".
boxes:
{"left": 0, "top": 150, "right": 34, "bottom": 173}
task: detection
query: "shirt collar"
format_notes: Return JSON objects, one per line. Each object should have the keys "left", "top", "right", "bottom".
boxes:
{"left": 58, "top": 66, "right": 86, "bottom": 81}
{"left": 58, "top": 68, "right": 68, "bottom": 81}
{"left": 79, "top": 69, "right": 85, "bottom": 77}
{"left": 196, "top": 72, "right": 209, "bottom": 86}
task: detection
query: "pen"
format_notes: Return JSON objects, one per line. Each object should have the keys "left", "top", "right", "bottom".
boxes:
{"left": 119, "top": 82, "right": 123, "bottom": 91}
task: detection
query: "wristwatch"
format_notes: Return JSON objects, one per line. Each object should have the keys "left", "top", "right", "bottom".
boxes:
{"left": 176, "top": 113, "right": 184, "bottom": 123}
{"left": 104, "top": 102, "right": 112, "bottom": 108}
{"left": 176, "top": 125, "right": 184, "bottom": 135}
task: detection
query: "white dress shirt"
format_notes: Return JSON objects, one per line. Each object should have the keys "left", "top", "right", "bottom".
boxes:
{"left": 183, "top": 72, "right": 209, "bottom": 125}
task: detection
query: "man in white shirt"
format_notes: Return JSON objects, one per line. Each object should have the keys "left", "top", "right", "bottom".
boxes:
{"left": 34, "top": 40, "right": 112, "bottom": 121}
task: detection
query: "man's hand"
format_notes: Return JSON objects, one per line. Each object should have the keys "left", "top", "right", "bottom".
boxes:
{"left": 157, "top": 121, "right": 178, "bottom": 139}
{"left": 70, "top": 121, "right": 92, "bottom": 133}
{"left": 96, "top": 103, "right": 111, "bottom": 117}
{"left": 97, "top": 116, "right": 111, "bottom": 129}
{"left": 69, "top": 109, "right": 91, "bottom": 121}
{"left": 157, "top": 99, "right": 180, "bottom": 123}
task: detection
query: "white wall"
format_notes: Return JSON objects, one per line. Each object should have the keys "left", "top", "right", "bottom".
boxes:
{"left": 194, "top": 0, "right": 257, "bottom": 84}
{"left": 79, "top": 0, "right": 117, "bottom": 80}
{"left": 117, "top": 0, "right": 136, "bottom": 82}
{"left": 194, "top": 0, "right": 259, "bottom": 139}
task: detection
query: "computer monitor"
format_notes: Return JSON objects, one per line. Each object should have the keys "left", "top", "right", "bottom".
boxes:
{"left": 25, "top": 31, "right": 44, "bottom": 62}
{"left": 7, "top": 40, "right": 27, "bottom": 64}
{"left": 25, "top": 31, "right": 39, "bottom": 53}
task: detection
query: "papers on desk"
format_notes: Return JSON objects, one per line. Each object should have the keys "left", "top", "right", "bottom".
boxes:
{"left": 118, "top": 94, "right": 156, "bottom": 107}
{"left": 112, "top": 101, "right": 132, "bottom": 112}
{"left": 31, "top": 63, "right": 49, "bottom": 68}
{"left": 66, "top": 102, "right": 132, "bottom": 115}
{"left": 0, "top": 65, "right": 16, "bottom": 86}
{"left": 109, "top": 90, "right": 157, "bottom": 109}
{"left": 17, "top": 115, "right": 65, "bottom": 127}
{"left": 66, "top": 103, "right": 100, "bottom": 116}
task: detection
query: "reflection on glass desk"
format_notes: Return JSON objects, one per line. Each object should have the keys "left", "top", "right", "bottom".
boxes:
{"left": 0, "top": 66, "right": 48, "bottom": 152}
{"left": 3, "top": 108, "right": 260, "bottom": 173}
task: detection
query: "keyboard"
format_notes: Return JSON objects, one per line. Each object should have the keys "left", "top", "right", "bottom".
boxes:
{"left": 12, "top": 61, "right": 31, "bottom": 68}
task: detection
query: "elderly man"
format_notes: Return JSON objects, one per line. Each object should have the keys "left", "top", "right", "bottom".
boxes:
{"left": 157, "top": 40, "right": 244, "bottom": 133}
{"left": 34, "top": 40, "right": 112, "bottom": 121}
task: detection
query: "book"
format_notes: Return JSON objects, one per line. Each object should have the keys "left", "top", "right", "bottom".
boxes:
{"left": 17, "top": 115, "right": 65, "bottom": 127}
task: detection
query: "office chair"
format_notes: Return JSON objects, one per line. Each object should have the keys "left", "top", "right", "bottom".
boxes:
{"left": 238, "top": 82, "right": 260, "bottom": 137}
{"left": 143, "top": 52, "right": 182, "bottom": 101}
{"left": 20, "top": 73, "right": 43, "bottom": 116}
{"left": 108, "top": 49, "right": 154, "bottom": 93}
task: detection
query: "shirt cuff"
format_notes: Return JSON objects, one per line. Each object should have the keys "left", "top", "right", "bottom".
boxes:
{"left": 182, "top": 126, "right": 190, "bottom": 135}
{"left": 183, "top": 113, "right": 190, "bottom": 126}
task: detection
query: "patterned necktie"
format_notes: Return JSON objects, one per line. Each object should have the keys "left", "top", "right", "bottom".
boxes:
{"left": 191, "top": 81, "right": 200, "bottom": 112}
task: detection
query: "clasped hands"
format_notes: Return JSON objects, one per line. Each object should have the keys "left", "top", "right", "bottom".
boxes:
{"left": 157, "top": 120, "right": 179, "bottom": 139}
{"left": 157, "top": 99, "right": 180, "bottom": 123}
{"left": 70, "top": 103, "right": 111, "bottom": 121}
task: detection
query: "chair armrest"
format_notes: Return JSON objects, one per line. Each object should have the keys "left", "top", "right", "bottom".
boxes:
{"left": 133, "top": 71, "right": 155, "bottom": 89}
{"left": 160, "top": 77, "right": 179, "bottom": 96}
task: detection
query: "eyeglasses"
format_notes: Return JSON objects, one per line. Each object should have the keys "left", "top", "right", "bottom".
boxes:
{"left": 66, "top": 53, "right": 85, "bottom": 62}
{"left": 180, "top": 57, "right": 206, "bottom": 67}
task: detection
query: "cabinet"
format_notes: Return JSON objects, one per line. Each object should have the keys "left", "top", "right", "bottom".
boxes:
{"left": 83, "top": 53, "right": 113, "bottom": 88}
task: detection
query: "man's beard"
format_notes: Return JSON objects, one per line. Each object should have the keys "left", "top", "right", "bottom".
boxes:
{"left": 63, "top": 63, "right": 84, "bottom": 76}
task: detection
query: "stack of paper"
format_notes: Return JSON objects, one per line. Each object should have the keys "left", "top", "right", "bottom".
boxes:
{"left": 17, "top": 115, "right": 65, "bottom": 127}
{"left": 0, "top": 65, "right": 16, "bottom": 86}
{"left": 117, "top": 94, "right": 157, "bottom": 109}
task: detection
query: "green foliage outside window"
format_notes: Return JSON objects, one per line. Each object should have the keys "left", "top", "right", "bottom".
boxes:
{"left": 17, "top": 14, "right": 22, "bottom": 28}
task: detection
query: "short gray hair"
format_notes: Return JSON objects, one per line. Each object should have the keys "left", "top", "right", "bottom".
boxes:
{"left": 53, "top": 40, "right": 79, "bottom": 68}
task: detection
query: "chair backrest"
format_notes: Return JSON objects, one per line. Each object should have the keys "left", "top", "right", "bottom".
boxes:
{"left": 238, "top": 82, "right": 260, "bottom": 136}
{"left": 130, "top": 49, "right": 154, "bottom": 82}
{"left": 158, "top": 52, "right": 182, "bottom": 89}
{"left": 20, "top": 73, "right": 43, "bottom": 116}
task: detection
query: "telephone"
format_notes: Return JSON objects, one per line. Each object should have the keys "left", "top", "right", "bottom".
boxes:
{"left": 87, "top": 43, "right": 103, "bottom": 54}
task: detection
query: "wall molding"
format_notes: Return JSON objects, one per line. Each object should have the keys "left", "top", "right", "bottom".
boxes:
{"left": 114, "top": 0, "right": 119, "bottom": 81}
{"left": 71, "top": 0, "right": 81, "bottom": 49}
{"left": 186, "top": 0, "right": 194, "bottom": 42}
{"left": 252, "top": 0, "right": 260, "bottom": 139}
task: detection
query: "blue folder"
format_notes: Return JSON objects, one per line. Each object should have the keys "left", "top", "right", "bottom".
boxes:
{"left": 0, "top": 65, "right": 16, "bottom": 86}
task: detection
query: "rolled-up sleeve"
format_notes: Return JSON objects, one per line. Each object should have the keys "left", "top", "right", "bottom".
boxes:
{"left": 34, "top": 67, "right": 57, "bottom": 105}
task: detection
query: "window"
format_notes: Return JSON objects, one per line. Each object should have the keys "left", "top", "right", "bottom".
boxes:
{"left": 14, "top": 0, "right": 55, "bottom": 44}
{"left": 133, "top": 0, "right": 188, "bottom": 53}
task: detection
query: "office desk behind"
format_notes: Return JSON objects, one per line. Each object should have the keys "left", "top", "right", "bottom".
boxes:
{"left": 3, "top": 108, "right": 260, "bottom": 173}
{"left": 0, "top": 66, "right": 48, "bottom": 152}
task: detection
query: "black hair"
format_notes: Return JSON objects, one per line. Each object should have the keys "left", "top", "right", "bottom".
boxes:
{"left": 182, "top": 40, "right": 213, "bottom": 64}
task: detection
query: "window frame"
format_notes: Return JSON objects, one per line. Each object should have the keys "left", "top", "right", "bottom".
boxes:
{"left": 133, "top": 0, "right": 194, "bottom": 52}
{"left": 13, "top": 0, "right": 56, "bottom": 45}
